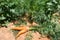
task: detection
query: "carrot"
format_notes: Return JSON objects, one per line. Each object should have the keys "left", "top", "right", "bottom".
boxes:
{"left": 11, "top": 25, "right": 29, "bottom": 38}
{"left": 15, "top": 29, "right": 28, "bottom": 38}
{"left": 12, "top": 25, "right": 29, "bottom": 30}
{"left": 11, "top": 22, "right": 38, "bottom": 39}
{"left": 11, "top": 27, "right": 23, "bottom": 30}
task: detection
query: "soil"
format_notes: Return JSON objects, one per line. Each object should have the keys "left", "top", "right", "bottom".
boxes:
{"left": 0, "top": 27, "right": 15, "bottom": 40}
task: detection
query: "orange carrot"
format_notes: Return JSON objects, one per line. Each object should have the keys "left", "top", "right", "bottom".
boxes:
{"left": 12, "top": 25, "right": 29, "bottom": 30}
{"left": 15, "top": 29, "right": 28, "bottom": 38}
{"left": 11, "top": 26, "right": 29, "bottom": 38}
{"left": 11, "top": 22, "right": 38, "bottom": 39}
{"left": 11, "top": 27, "right": 23, "bottom": 30}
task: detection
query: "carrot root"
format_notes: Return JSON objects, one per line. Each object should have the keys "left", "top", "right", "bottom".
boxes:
{"left": 15, "top": 30, "right": 28, "bottom": 38}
